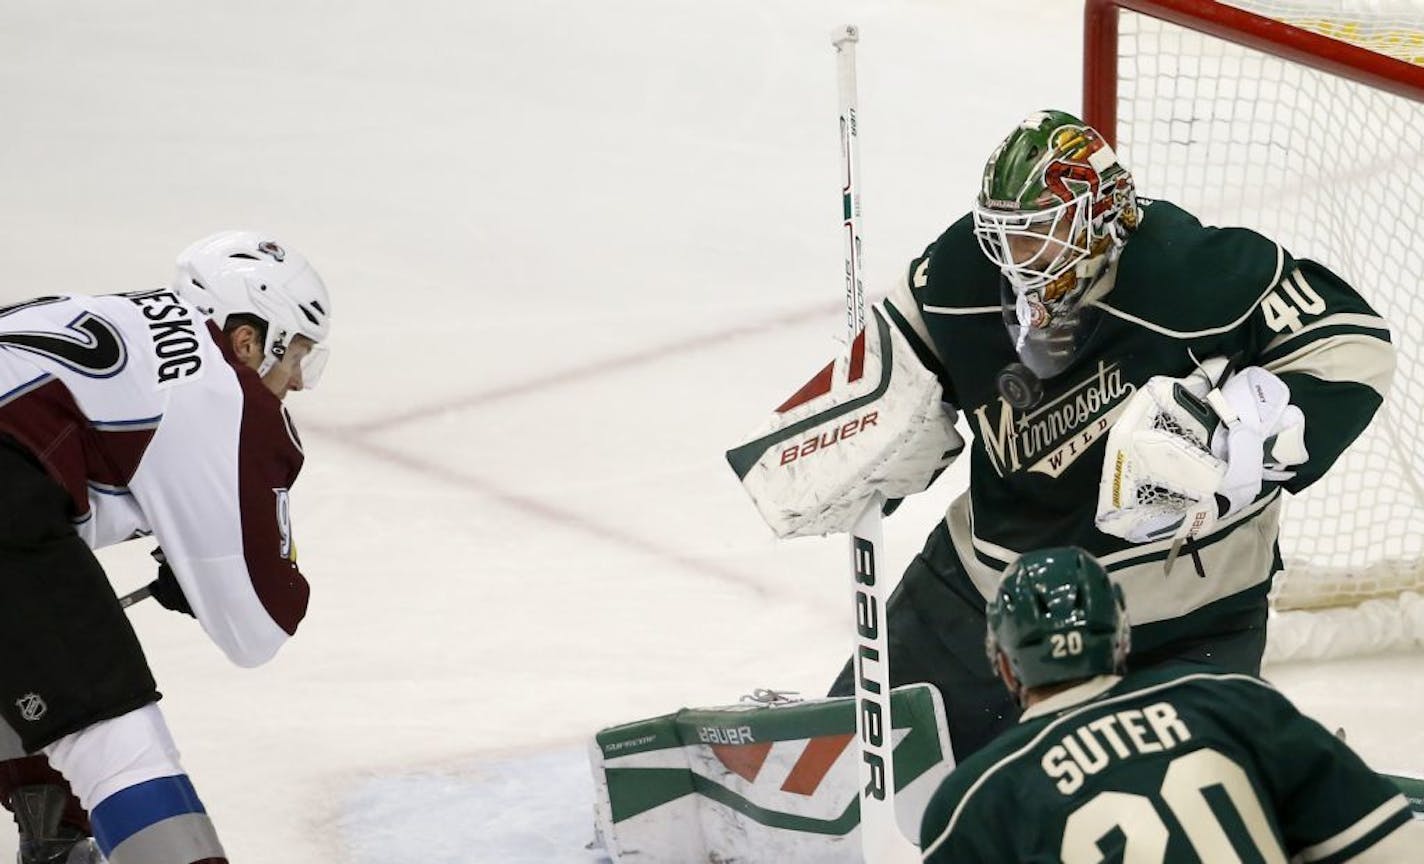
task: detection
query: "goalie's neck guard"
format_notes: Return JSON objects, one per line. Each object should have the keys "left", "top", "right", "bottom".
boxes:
{"left": 1001, "top": 255, "right": 1119, "bottom": 380}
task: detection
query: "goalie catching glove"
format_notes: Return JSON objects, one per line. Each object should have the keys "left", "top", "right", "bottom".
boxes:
{"left": 726, "top": 303, "right": 963, "bottom": 538}
{"left": 1096, "top": 359, "right": 1308, "bottom": 544}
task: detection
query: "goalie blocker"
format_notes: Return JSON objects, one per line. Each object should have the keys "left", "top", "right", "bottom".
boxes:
{"left": 726, "top": 302, "right": 964, "bottom": 538}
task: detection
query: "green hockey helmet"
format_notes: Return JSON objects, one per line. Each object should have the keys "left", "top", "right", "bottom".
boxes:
{"left": 974, "top": 112, "right": 1139, "bottom": 381}
{"left": 974, "top": 110, "right": 1138, "bottom": 301}
{"left": 986, "top": 546, "right": 1129, "bottom": 696}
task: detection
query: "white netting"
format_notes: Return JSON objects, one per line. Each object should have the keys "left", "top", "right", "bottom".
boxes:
{"left": 1265, "top": 591, "right": 1424, "bottom": 662}
{"left": 1113, "top": 1, "right": 1424, "bottom": 633}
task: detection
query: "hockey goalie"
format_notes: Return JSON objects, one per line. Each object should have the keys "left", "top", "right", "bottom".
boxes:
{"left": 591, "top": 109, "right": 1395, "bottom": 862}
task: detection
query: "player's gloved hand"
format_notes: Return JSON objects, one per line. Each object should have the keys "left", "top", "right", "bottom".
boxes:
{"left": 1096, "top": 360, "right": 1307, "bottom": 544}
{"left": 728, "top": 303, "right": 964, "bottom": 538}
{"left": 147, "top": 548, "right": 194, "bottom": 618}
{"left": 1205, "top": 365, "right": 1308, "bottom": 517}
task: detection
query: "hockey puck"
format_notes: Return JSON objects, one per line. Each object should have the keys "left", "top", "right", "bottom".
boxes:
{"left": 996, "top": 363, "right": 1044, "bottom": 410}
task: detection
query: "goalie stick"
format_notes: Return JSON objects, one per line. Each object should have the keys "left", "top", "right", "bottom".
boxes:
{"left": 834, "top": 25, "right": 922, "bottom": 864}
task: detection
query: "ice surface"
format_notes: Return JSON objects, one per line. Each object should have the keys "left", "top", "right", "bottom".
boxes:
{"left": 339, "top": 747, "right": 603, "bottom": 864}
{"left": 0, "top": 1, "right": 1418, "bottom": 861}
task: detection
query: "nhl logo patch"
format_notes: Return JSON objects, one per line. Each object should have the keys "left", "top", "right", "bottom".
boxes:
{"left": 15, "top": 693, "right": 46, "bottom": 722}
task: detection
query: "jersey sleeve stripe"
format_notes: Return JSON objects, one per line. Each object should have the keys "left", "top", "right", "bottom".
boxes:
{"left": 1259, "top": 325, "right": 1392, "bottom": 371}
{"left": 1260, "top": 333, "right": 1396, "bottom": 398}
{"left": 967, "top": 489, "right": 1280, "bottom": 573}
{"left": 885, "top": 273, "right": 944, "bottom": 364}
{"left": 87, "top": 480, "right": 132, "bottom": 496}
{"left": 884, "top": 299, "right": 945, "bottom": 376}
{"left": 1294, "top": 795, "right": 1411, "bottom": 864}
{"left": 88, "top": 414, "right": 163, "bottom": 431}
{"left": 0, "top": 372, "right": 51, "bottom": 408}
{"left": 1260, "top": 312, "right": 1390, "bottom": 356}
{"left": 921, "top": 304, "right": 1000, "bottom": 315}
{"left": 1093, "top": 242, "right": 1285, "bottom": 338}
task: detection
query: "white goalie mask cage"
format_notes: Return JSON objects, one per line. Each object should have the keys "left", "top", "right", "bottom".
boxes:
{"left": 173, "top": 230, "right": 333, "bottom": 387}
{"left": 973, "top": 194, "right": 1111, "bottom": 379}
{"left": 972, "top": 192, "right": 1096, "bottom": 298}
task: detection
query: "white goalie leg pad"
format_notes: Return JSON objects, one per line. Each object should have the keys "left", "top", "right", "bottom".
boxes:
{"left": 726, "top": 303, "right": 963, "bottom": 539}
{"left": 590, "top": 684, "right": 953, "bottom": 863}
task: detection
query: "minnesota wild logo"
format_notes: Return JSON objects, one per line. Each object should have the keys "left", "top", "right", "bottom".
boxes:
{"left": 974, "top": 360, "right": 1135, "bottom": 478}
{"left": 1042, "top": 125, "right": 1105, "bottom": 205}
{"left": 1040, "top": 125, "right": 1136, "bottom": 232}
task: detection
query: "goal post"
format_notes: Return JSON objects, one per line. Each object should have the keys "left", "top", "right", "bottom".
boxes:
{"left": 1082, "top": 0, "right": 1424, "bottom": 658}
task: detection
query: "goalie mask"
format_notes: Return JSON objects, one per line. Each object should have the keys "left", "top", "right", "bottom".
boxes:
{"left": 986, "top": 546, "right": 1129, "bottom": 699}
{"left": 173, "top": 230, "right": 332, "bottom": 387}
{"left": 973, "top": 110, "right": 1139, "bottom": 378}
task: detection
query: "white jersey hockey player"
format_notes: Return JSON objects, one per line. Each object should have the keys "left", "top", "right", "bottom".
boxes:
{"left": 0, "top": 231, "right": 330, "bottom": 864}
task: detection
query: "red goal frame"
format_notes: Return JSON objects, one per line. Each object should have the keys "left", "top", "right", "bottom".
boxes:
{"left": 1082, "top": 0, "right": 1424, "bottom": 148}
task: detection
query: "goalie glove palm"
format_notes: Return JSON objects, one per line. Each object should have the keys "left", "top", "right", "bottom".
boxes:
{"left": 1096, "top": 362, "right": 1308, "bottom": 544}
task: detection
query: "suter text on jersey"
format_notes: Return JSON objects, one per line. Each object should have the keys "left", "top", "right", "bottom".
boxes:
{"left": 1041, "top": 700, "right": 1191, "bottom": 794}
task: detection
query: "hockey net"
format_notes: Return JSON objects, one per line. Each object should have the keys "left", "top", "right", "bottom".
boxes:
{"left": 1084, "top": 0, "right": 1424, "bottom": 662}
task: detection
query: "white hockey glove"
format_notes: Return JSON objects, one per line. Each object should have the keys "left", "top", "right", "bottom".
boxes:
{"left": 1207, "top": 365, "right": 1309, "bottom": 514}
{"left": 727, "top": 304, "right": 963, "bottom": 538}
{"left": 1096, "top": 360, "right": 1308, "bottom": 544}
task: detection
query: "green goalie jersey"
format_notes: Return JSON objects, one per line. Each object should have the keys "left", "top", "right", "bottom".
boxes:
{"left": 887, "top": 199, "right": 1395, "bottom": 655}
{"left": 919, "top": 666, "right": 1413, "bottom": 863}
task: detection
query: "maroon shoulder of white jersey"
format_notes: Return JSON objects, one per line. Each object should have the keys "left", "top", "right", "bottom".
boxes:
{"left": 0, "top": 290, "right": 310, "bottom": 666}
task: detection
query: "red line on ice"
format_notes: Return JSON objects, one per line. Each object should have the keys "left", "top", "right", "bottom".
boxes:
{"left": 306, "top": 302, "right": 842, "bottom": 602}
{"left": 346, "top": 302, "right": 839, "bottom": 435}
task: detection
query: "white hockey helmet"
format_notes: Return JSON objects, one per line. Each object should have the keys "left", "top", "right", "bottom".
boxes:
{"left": 173, "top": 230, "right": 332, "bottom": 387}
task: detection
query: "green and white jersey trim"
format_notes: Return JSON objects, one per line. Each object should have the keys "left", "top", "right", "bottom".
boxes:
{"left": 1261, "top": 312, "right": 1392, "bottom": 356}
{"left": 1263, "top": 331, "right": 1396, "bottom": 399}
{"left": 945, "top": 490, "right": 1282, "bottom": 626}
{"left": 1294, "top": 795, "right": 1411, "bottom": 864}
{"left": 1018, "top": 675, "right": 1121, "bottom": 722}
{"left": 885, "top": 272, "right": 946, "bottom": 365}
{"left": 1091, "top": 243, "right": 1286, "bottom": 338}
{"left": 921, "top": 304, "right": 1000, "bottom": 316}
